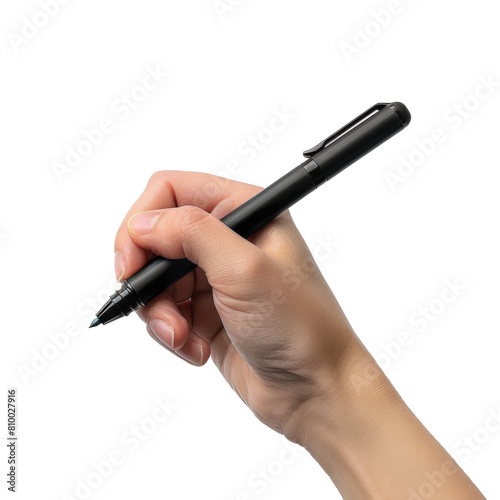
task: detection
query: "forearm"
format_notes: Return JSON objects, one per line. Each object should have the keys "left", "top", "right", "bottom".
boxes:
{"left": 289, "top": 341, "right": 486, "bottom": 499}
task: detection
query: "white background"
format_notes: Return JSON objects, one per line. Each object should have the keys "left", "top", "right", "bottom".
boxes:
{"left": 1, "top": 1, "right": 499, "bottom": 498}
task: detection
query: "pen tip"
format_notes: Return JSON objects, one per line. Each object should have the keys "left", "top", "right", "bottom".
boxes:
{"left": 89, "top": 318, "right": 101, "bottom": 329}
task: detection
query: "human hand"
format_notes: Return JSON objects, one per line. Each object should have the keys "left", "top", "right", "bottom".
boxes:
{"left": 114, "top": 170, "right": 358, "bottom": 438}
{"left": 114, "top": 170, "right": 486, "bottom": 499}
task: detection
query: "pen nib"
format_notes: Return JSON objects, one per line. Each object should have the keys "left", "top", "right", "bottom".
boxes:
{"left": 89, "top": 318, "right": 101, "bottom": 329}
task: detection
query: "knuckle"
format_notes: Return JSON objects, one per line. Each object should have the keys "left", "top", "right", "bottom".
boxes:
{"left": 192, "top": 179, "right": 220, "bottom": 206}
{"left": 175, "top": 206, "right": 210, "bottom": 235}
{"left": 239, "top": 250, "right": 268, "bottom": 279}
{"left": 147, "top": 170, "right": 168, "bottom": 186}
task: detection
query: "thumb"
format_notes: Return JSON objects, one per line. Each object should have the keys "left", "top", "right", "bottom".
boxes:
{"left": 127, "top": 206, "right": 265, "bottom": 285}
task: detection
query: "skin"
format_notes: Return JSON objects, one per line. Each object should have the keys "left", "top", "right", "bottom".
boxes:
{"left": 114, "top": 170, "right": 486, "bottom": 499}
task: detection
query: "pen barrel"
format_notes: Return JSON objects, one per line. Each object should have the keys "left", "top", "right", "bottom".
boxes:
{"left": 126, "top": 164, "right": 318, "bottom": 306}
{"left": 314, "top": 104, "right": 406, "bottom": 181}
{"left": 220, "top": 164, "right": 317, "bottom": 238}
{"left": 126, "top": 257, "right": 197, "bottom": 306}
{"left": 121, "top": 105, "right": 410, "bottom": 309}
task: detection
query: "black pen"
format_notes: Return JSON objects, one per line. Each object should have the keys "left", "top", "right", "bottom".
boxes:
{"left": 90, "top": 102, "right": 411, "bottom": 328}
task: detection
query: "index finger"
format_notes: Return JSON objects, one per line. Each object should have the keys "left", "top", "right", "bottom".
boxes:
{"left": 114, "top": 170, "right": 263, "bottom": 281}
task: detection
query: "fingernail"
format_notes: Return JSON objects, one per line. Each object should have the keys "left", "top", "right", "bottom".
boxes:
{"left": 114, "top": 251, "right": 125, "bottom": 282}
{"left": 128, "top": 211, "right": 161, "bottom": 235}
{"left": 177, "top": 344, "right": 204, "bottom": 366}
{"left": 148, "top": 320, "right": 175, "bottom": 349}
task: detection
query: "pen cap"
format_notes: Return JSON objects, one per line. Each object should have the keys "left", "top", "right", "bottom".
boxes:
{"left": 391, "top": 102, "right": 411, "bottom": 127}
{"left": 306, "top": 102, "right": 410, "bottom": 181}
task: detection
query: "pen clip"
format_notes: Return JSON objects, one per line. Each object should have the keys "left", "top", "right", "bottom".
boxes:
{"left": 303, "top": 103, "right": 387, "bottom": 158}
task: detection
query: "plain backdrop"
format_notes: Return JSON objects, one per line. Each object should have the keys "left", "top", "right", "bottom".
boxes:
{"left": 1, "top": 1, "right": 499, "bottom": 499}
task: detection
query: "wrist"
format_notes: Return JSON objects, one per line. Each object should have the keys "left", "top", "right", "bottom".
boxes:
{"left": 283, "top": 338, "right": 400, "bottom": 449}
{"left": 283, "top": 339, "right": 408, "bottom": 497}
{"left": 283, "top": 339, "right": 485, "bottom": 499}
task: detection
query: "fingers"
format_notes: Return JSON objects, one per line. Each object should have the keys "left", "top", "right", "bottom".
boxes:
{"left": 115, "top": 170, "right": 288, "bottom": 369}
{"left": 127, "top": 204, "right": 267, "bottom": 289}
{"left": 114, "top": 170, "right": 263, "bottom": 282}
{"left": 138, "top": 279, "right": 224, "bottom": 345}
{"left": 138, "top": 292, "right": 211, "bottom": 366}
{"left": 147, "top": 326, "right": 210, "bottom": 367}
{"left": 137, "top": 291, "right": 189, "bottom": 349}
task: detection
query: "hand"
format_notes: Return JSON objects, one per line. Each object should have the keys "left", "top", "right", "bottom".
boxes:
{"left": 114, "top": 170, "right": 486, "bottom": 499}
{"left": 114, "top": 170, "right": 357, "bottom": 437}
